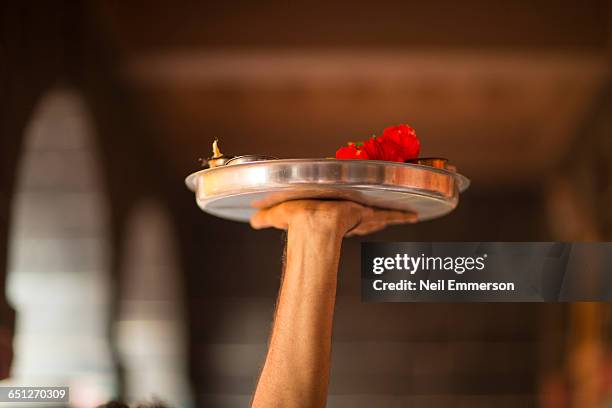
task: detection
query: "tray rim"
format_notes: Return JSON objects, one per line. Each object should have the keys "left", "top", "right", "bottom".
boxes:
{"left": 185, "top": 158, "right": 470, "bottom": 193}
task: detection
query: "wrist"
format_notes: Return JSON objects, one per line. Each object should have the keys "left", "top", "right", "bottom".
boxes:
{"left": 285, "top": 224, "right": 342, "bottom": 290}
{"left": 288, "top": 211, "right": 353, "bottom": 239}
{"left": 286, "top": 217, "right": 345, "bottom": 276}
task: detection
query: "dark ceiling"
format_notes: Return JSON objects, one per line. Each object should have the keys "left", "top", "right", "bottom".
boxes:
{"left": 84, "top": 0, "right": 611, "bottom": 187}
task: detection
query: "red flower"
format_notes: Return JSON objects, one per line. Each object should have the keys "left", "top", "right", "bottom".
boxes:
{"left": 335, "top": 124, "right": 420, "bottom": 162}
{"left": 361, "top": 137, "right": 382, "bottom": 159}
{"left": 380, "top": 124, "right": 420, "bottom": 160}
{"left": 335, "top": 143, "right": 369, "bottom": 160}
{"left": 377, "top": 139, "right": 405, "bottom": 162}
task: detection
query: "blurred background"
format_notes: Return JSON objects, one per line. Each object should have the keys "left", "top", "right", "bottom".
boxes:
{"left": 1, "top": 1, "right": 611, "bottom": 407}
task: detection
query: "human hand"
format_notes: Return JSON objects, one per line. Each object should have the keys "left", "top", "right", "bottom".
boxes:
{"left": 250, "top": 200, "right": 416, "bottom": 237}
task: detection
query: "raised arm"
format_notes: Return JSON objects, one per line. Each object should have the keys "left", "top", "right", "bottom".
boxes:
{"left": 250, "top": 200, "right": 415, "bottom": 408}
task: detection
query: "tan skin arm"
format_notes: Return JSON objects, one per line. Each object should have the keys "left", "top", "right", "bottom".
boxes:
{"left": 250, "top": 200, "right": 416, "bottom": 408}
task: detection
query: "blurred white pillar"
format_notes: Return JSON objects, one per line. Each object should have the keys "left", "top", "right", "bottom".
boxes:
{"left": 4, "top": 87, "right": 116, "bottom": 407}
{"left": 117, "top": 199, "right": 192, "bottom": 408}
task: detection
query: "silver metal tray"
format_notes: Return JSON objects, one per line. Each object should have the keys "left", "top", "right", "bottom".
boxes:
{"left": 185, "top": 159, "right": 470, "bottom": 222}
